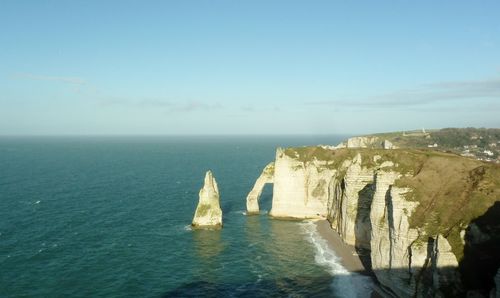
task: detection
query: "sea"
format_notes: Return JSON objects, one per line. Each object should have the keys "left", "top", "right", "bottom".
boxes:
{"left": 0, "top": 135, "right": 373, "bottom": 297}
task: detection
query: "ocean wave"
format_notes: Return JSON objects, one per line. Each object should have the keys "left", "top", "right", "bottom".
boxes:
{"left": 300, "top": 221, "right": 374, "bottom": 298}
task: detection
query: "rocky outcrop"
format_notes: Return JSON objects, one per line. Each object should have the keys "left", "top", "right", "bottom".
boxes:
{"left": 366, "top": 170, "right": 460, "bottom": 297}
{"left": 192, "top": 171, "right": 222, "bottom": 229}
{"left": 246, "top": 162, "right": 274, "bottom": 214}
{"left": 347, "top": 136, "right": 379, "bottom": 148}
{"left": 255, "top": 146, "right": 499, "bottom": 296}
{"left": 335, "top": 137, "right": 397, "bottom": 150}
{"left": 269, "top": 148, "right": 336, "bottom": 218}
{"left": 432, "top": 235, "right": 461, "bottom": 295}
{"left": 369, "top": 170, "right": 416, "bottom": 296}
{"left": 326, "top": 159, "right": 438, "bottom": 297}
{"left": 382, "top": 140, "right": 396, "bottom": 149}
{"left": 327, "top": 153, "right": 374, "bottom": 249}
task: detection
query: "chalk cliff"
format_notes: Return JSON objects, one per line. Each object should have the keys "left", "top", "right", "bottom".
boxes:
{"left": 253, "top": 146, "right": 500, "bottom": 297}
{"left": 347, "top": 136, "right": 379, "bottom": 148}
{"left": 192, "top": 170, "right": 222, "bottom": 229}
{"left": 246, "top": 162, "right": 274, "bottom": 214}
{"left": 269, "top": 147, "right": 336, "bottom": 218}
{"left": 335, "top": 136, "right": 397, "bottom": 150}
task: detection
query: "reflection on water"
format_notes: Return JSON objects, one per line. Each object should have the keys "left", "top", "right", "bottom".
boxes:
{"left": 167, "top": 216, "right": 336, "bottom": 297}
{"left": 192, "top": 229, "right": 224, "bottom": 280}
{"left": 244, "top": 214, "right": 262, "bottom": 239}
{"left": 245, "top": 215, "right": 329, "bottom": 276}
{"left": 192, "top": 229, "right": 224, "bottom": 259}
{"left": 267, "top": 220, "right": 319, "bottom": 276}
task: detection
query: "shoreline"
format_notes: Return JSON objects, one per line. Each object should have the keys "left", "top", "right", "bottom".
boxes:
{"left": 315, "top": 220, "right": 369, "bottom": 274}
{"left": 315, "top": 220, "right": 385, "bottom": 297}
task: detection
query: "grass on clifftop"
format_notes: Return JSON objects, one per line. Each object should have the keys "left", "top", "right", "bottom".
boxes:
{"left": 283, "top": 145, "right": 500, "bottom": 260}
{"left": 395, "top": 155, "right": 500, "bottom": 259}
{"left": 284, "top": 146, "right": 449, "bottom": 174}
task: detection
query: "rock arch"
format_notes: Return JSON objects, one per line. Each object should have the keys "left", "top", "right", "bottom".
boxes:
{"left": 246, "top": 162, "right": 274, "bottom": 214}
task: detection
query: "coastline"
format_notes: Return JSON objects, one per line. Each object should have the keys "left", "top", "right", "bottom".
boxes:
{"left": 315, "top": 220, "right": 385, "bottom": 298}
{"left": 315, "top": 220, "right": 368, "bottom": 274}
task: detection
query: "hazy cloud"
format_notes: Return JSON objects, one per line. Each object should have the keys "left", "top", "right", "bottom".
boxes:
{"left": 137, "top": 99, "right": 174, "bottom": 108}
{"left": 241, "top": 105, "right": 255, "bottom": 112}
{"left": 307, "top": 78, "right": 500, "bottom": 109}
{"left": 99, "top": 97, "right": 221, "bottom": 113}
{"left": 10, "top": 73, "right": 86, "bottom": 85}
{"left": 174, "top": 101, "right": 223, "bottom": 112}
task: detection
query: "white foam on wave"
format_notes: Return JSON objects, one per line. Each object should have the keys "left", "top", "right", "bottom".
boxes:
{"left": 183, "top": 225, "right": 193, "bottom": 231}
{"left": 301, "top": 221, "right": 374, "bottom": 298}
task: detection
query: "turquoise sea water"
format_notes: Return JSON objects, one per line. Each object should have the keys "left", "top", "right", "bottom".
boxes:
{"left": 0, "top": 136, "right": 372, "bottom": 297}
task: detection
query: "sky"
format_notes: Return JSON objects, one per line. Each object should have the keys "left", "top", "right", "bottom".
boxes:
{"left": 1, "top": 0, "right": 499, "bottom": 135}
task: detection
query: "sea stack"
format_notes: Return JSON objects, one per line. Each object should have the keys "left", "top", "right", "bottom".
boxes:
{"left": 192, "top": 170, "right": 223, "bottom": 229}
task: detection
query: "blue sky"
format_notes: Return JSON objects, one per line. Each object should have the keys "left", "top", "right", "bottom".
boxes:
{"left": 1, "top": 0, "right": 499, "bottom": 135}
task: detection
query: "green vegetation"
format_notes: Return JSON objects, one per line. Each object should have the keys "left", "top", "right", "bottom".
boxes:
{"left": 399, "top": 159, "right": 500, "bottom": 259}
{"left": 431, "top": 128, "right": 500, "bottom": 148}
{"left": 283, "top": 146, "right": 357, "bottom": 170}
{"left": 264, "top": 162, "right": 275, "bottom": 176}
{"left": 370, "top": 128, "right": 500, "bottom": 160}
{"left": 283, "top": 146, "right": 339, "bottom": 162}
{"left": 284, "top": 145, "right": 450, "bottom": 175}
{"left": 195, "top": 203, "right": 211, "bottom": 217}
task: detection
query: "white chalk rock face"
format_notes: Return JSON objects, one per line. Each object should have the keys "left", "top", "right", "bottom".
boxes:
{"left": 369, "top": 170, "right": 425, "bottom": 297}
{"left": 346, "top": 136, "right": 379, "bottom": 148}
{"left": 192, "top": 171, "right": 222, "bottom": 228}
{"left": 246, "top": 162, "right": 274, "bottom": 214}
{"left": 270, "top": 148, "right": 335, "bottom": 218}
{"left": 382, "top": 139, "right": 396, "bottom": 149}
{"left": 327, "top": 153, "right": 375, "bottom": 249}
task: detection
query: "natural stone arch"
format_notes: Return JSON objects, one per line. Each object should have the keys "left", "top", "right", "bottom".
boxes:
{"left": 246, "top": 162, "right": 274, "bottom": 214}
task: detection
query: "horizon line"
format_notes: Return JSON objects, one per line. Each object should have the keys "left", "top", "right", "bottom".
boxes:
{"left": 0, "top": 126, "right": 498, "bottom": 138}
{"left": 0, "top": 133, "right": 354, "bottom": 138}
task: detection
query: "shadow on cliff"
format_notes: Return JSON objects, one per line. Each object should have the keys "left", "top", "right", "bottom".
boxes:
{"left": 459, "top": 201, "right": 500, "bottom": 296}
{"left": 350, "top": 187, "right": 500, "bottom": 297}
{"left": 354, "top": 183, "right": 374, "bottom": 272}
